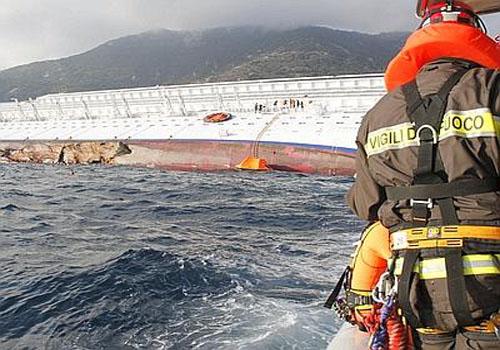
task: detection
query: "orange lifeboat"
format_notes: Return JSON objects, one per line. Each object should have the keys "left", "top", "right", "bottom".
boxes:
{"left": 235, "top": 156, "right": 270, "bottom": 171}
{"left": 203, "top": 112, "right": 232, "bottom": 123}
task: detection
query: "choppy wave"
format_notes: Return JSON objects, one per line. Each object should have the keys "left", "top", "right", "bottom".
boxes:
{"left": 0, "top": 164, "right": 363, "bottom": 349}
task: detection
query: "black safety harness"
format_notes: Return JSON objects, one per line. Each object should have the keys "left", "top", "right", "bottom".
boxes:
{"left": 384, "top": 64, "right": 500, "bottom": 328}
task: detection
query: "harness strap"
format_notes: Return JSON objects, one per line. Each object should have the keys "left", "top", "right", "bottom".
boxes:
{"left": 445, "top": 248, "right": 476, "bottom": 326}
{"left": 403, "top": 68, "right": 469, "bottom": 133}
{"left": 431, "top": 68, "right": 478, "bottom": 226}
{"left": 399, "top": 69, "right": 470, "bottom": 226}
{"left": 436, "top": 199, "right": 459, "bottom": 226}
{"left": 346, "top": 292, "right": 373, "bottom": 308}
{"left": 397, "top": 249, "right": 422, "bottom": 328}
{"left": 395, "top": 68, "right": 486, "bottom": 327}
{"left": 324, "top": 266, "right": 350, "bottom": 309}
{"left": 386, "top": 178, "right": 500, "bottom": 200}
{"left": 490, "top": 73, "right": 499, "bottom": 111}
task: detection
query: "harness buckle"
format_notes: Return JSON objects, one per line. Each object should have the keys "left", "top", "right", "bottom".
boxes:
{"left": 372, "top": 271, "right": 398, "bottom": 303}
{"left": 332, "top": 298, "right": 352, "bottom": 321}
{"left": 416, "top": 124, "right": 438, "bottom": 144}
{"left": 410, "top": 198, "right": 433, "bottom": 209}
{"left": 426, "top": 226, "right": 441, "bottom": 239}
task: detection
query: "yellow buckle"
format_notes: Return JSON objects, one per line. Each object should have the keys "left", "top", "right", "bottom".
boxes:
{"left": 407, "top": 226, "right": 444, "bottom": 240}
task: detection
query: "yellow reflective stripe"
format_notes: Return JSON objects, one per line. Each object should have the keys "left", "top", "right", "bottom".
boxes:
{"left": 365, "top": 122, "right": 417, "bottom": 156}
{"left": 349, "top": 289, "right": 372, "bottom": 296}
{"left": 365, "top": 109, "right": 500, "bottom": 157}
{"left": 393, "top": 254, "right": 500, "bottom": 279}
{"left": 440, "top": 109, "right": 499, "bottom": 139}
{"left": 354, "top": 304, "right": 373, "bottom": 311}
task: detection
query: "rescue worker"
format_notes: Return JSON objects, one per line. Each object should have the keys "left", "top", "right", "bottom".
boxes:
{"left": 329, "top": 1, "right": 500, "bottom": 349}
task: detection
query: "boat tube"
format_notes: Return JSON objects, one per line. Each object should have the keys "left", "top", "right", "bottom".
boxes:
{"left": 327, "top": 323, "right": 370, "bottom": 350}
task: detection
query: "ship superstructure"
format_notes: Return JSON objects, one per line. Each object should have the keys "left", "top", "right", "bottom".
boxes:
{"left": 0, "top": 74, "right": 386, "bottom": 175}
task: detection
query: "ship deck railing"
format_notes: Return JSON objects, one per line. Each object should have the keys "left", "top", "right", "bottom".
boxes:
{"left": 0, "top": 74, "right": 386, "bottom": 123}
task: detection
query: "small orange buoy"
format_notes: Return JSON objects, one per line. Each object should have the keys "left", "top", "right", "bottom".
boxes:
{"left": 235, "top": 156, "right": 269, "bottom": 171}
{"left": 204, "top": 112, "right": 232, "bottom": 123}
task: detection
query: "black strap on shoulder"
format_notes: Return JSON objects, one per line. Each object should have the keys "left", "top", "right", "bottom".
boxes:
{"left": 396, "top": 69, "right": 470, "bottom": 226}
{"left": 445, "top": 248, "right": 476, "bottom": 327}
{"left": 392, "top": 67, "right": 481, "bottom": 329}
{"left": 397, "top": 249, "right": 422, "bottom": 328}
{"left": 489, "top": 72, "right": 499, "bottom": 113}
{"left": 324, "top": 266, "right": 350, "bottom": 309}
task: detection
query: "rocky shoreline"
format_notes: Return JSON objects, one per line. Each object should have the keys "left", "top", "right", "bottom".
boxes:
{"left": 0, "top": 142, "right": 131, "bottom": 165}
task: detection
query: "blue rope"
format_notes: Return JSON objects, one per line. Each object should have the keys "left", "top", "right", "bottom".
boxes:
{"left": 370, "top": 295, "right": 395, "bottom": 350}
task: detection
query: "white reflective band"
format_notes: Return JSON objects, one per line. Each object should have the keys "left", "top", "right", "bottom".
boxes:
{"left": 393, "top": 254, "right": 500, "bottom": 279}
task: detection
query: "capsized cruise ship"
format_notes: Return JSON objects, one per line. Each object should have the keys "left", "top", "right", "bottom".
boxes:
{"left": 0, "top": 74, "right": 386, "bottom": 175}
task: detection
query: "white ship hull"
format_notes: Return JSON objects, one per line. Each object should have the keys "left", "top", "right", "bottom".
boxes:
{"left": 0, "top": 74, "right": 386, "bottom": 174}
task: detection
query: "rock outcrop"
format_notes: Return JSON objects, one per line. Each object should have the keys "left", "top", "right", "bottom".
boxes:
{"left": 0, "top": 142, "right": 131, "bottom": 165}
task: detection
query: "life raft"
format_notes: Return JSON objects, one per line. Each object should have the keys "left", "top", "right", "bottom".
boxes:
{"left": 204, "top": 112, "right": 232, "bottom": 123}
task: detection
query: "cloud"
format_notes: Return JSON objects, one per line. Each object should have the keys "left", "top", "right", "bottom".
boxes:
{"left": 0, "top": 0, "right": 498, "bottom": 70}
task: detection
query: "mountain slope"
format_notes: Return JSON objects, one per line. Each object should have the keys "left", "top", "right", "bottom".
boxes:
{"left": 0, "top": 26, "right": 408, "bottom": 102}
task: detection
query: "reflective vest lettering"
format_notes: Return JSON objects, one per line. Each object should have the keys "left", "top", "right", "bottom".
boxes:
{"left": 365, "top": 108, "right": 499, "bottom": 157}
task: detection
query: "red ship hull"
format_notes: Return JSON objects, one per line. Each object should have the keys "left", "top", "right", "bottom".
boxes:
{"left": 0, "top": 139, "right": 356, "bottom": 176}
{"left": 118, "top": 140, "right": 356, "bottom": 176}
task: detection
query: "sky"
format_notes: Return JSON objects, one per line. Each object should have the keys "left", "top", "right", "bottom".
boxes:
{"left": 0, "top": 0, "right": 498, "bottom": 70}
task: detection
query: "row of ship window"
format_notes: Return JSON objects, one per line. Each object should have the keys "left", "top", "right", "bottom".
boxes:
{"left": 1, "top": 113, "right": 358, "bottom": 123}
{"left": 1, "top": 114, "right": 360, "bottom": 126}
{"left": 2, "top": 103, "right": 374, "bottom": 120}
{"left": 1, "top": 120, "right": 360, "bottom": 131}
{"left": 35, "top": 79, "right": 383, "bottom": 103}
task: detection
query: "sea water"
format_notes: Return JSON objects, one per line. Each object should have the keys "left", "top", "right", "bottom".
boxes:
{"left": 0, "top": 164, "right": 364, "bottom": 349}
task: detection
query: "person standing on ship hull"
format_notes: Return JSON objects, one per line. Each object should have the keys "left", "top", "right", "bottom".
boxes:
{"left": 325, "top": 1, "right": 500, "bottom": 349}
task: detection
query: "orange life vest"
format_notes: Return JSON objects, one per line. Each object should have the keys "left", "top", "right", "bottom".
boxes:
{"left": 384, "top": 22, "right": 500, "bottom": 91}
{"left": 350, "top": 222, "right": 391, "bottom": 293}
